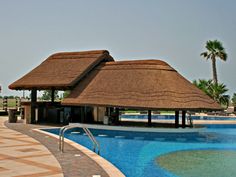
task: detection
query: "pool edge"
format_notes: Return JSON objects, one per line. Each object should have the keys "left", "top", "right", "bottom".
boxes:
{"left": 33, "top": 128, "right": 126, "bottom": 177}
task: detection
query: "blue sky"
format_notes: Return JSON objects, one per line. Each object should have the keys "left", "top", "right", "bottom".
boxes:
{"left": 0, "top": 0, "right": 236, "bottom": 97}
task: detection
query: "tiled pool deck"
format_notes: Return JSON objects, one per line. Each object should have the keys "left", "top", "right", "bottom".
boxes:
{"left": 0, "top": 117, "right": 63, "bottom": 177}
{"left": 1, "top": 116, "right": 110, "bottom": 177}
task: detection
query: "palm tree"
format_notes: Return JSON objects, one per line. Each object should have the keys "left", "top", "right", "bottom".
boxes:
{"left": 232, "top": 93, "right": 236, "bottom": 107}
{"left": 200, "top": 40, "right": 227, "bottom": 84}
{"left": 193, "top": 79, "right": 212, "bottom": 96}
{"left": 193, "top": 79, "right": 229, "bottom": 107}
{"left": 207, "top": 82, "right": 229, "bottom": 106}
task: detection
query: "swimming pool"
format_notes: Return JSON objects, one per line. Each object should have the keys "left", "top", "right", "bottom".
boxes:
{"left": 44, "top": 125, "right": 236, "bottom": 177}
{"left": 121, "top": 114, "right": 236, "bottom": 121}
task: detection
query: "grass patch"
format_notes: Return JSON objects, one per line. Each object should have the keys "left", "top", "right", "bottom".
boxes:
{"left": 0, "top": 98, "right": 19, "bottom": 108}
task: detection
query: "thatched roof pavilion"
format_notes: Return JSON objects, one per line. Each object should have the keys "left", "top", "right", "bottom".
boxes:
{"left": 62, "top": 59, "right": 221, "bottom": 127}
{"left": 9, "top": 50, "right": 114, "bottom": 123}
{"left": 62, "top": 60, "right": 221, "bottom": 111}
{"left": 9, "top": 50, "right": 114, "bottom": 90}
{"left": 9, "top": 50, "right": 221, "bottom": 127}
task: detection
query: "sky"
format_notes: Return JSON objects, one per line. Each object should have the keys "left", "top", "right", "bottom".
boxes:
{"left": 0, "top": 0, "right": 236, "bottom": 97}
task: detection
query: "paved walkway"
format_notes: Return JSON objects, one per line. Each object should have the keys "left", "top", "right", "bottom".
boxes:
{"left": 3, "top": 116, "right": 110, "bottom": 177}
{"left": 0, "top": 117, "right": 63, "bottom": 177}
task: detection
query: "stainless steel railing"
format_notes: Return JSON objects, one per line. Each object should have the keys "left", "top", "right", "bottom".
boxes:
{"left": 187, "top": 112, "right": 193, "bottom": 127}
{"left": 59, "top": 124, "right": 100, "bottom": 154}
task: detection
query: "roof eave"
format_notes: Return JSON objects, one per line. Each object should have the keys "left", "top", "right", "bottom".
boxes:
{"left": 61, "top": 102, "right": 223, "bottom": 111}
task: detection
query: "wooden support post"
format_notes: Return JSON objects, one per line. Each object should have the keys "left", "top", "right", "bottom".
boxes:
{"left": 115, "top": 108, "right": 119, "bottom": 124}
{"left": 148, "top": 110, "right": 152, "bottom": 127}
{"left": 175, "top": 111, "right": 179, "bottom": 128}
{"left": 30, "top": 89, "right": 37, "bottom": 124}
{"left": 51, "top": 89, "right": 55, "bottom": 103}
{"left": 182, "top": 110, "right": 186, "bottom": 128}
{"left": 83, "top": 106, "right": 87, "bottom": 123}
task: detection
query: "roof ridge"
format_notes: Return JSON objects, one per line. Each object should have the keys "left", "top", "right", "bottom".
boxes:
{"left": 48, "top": 50, "right": 109, "bottom": 60}
{"left": 105, "top": 59, "right": 169, "bottom": 66}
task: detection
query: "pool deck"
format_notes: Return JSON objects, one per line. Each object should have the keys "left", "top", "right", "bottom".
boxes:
{"left": 1, "top": 116, "right": 115, "bottom": 177}
{"left": 0, "top": 117, "right": 63, "bottom": 177}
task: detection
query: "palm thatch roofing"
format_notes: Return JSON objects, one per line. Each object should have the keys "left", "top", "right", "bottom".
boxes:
{"left": 62, "top": 60, "right": 221, "bottom": 110}
{"left": 9, "top": 50, "right": 114, "bottom": 90}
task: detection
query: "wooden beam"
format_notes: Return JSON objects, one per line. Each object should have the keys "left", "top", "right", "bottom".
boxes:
{"left": 30, "top": 89, "right": 37, "bottom": 124}
{"left": 182, "top": 110, "right": 186, "bottom": 128}
{"left": 148, "top": 110, "right": 152, "bottom": 127}
{"left": 175, "top": 111, "right": 179, "bottom": 128}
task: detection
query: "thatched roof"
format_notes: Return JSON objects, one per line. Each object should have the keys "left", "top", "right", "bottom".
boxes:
{"left": 62, "top": 60, "right": 221, "bottom": 110}
{"left": 9, "top": 50, "right": 114, "bottom": 90}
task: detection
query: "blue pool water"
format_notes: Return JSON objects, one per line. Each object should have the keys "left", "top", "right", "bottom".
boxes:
{"left": 44, "top": 126, "right": 236, "bottom": 177}
{"left": 121, "top": 114, "right": 236, "bottom": 120}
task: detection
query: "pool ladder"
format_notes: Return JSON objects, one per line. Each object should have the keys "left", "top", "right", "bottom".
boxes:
{"left": 187, "top": 112, "right": 193, "bottom": 127}
{"left": 59, "top": 124, "right": 100, "bottom": 155}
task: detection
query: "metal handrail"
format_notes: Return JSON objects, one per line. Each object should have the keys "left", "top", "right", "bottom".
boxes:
{"left": 187, "top": 112, "right": 193, "bottom": 127}
{"left": 59, "top": 125, "right": 77, "bottom": 151}
{"left": 82, "top": 127, "right": 100, "bottom": 155}
{"left": 59, "top": 125, "right": 70, "bottom": 151}
{"left": 59, "top": 124, "right": 100, "bottom": 154}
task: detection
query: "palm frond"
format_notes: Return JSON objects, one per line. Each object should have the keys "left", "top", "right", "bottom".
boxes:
{"left": 200, "top": 52, "right": 209, "bottom": 59}
{"left": 220, "top": 51, "right": 227, "bottom": 61}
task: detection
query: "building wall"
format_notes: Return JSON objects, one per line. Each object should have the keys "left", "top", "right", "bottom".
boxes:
{"left": 23, "top": 105, "right": 31, "bottom": 124}
{"left": 93, "top": 106, "right": 106, "bottom": 122}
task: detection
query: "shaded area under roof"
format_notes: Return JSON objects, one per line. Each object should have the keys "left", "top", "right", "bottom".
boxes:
{"left": 9, "top": 50, "right": 114, "bottom": 90}
{"left": 62, "top": 60, "right": 221, "bottom": 111}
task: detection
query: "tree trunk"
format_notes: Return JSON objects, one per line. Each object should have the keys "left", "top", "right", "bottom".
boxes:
{"left": 212, "top": 57, "right": 218, "bottom": 84}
